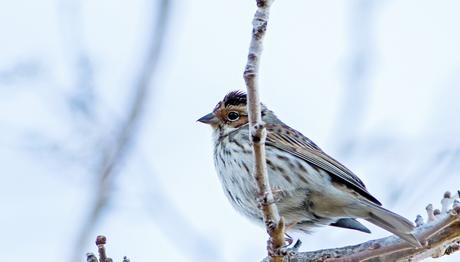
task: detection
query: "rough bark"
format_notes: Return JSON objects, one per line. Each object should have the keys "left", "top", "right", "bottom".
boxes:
{"left": 262, "top": 193, "right": 460, "bottom": 261}
{"left": 243, "top": 0, "right": 286, "bottom": 261}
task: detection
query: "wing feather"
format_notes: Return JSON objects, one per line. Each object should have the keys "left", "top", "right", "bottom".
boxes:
{"left": 265, "top": 124, "right": 381, "bottom": 205}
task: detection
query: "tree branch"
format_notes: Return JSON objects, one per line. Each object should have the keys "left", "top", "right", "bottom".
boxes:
{"left": 73, "top": 1, "right": 171, "bottom": 261}
{"left": 86, "top": 235, "right": 130, "bottom": 262}
{"left": 262, "top": 191, "right": 460, "bottom": 261}
{"left": 333, "top": 0, "right": 376, "bottom": 156}
{"left": 243, "top": 0, "right": 286, "bottom": 261}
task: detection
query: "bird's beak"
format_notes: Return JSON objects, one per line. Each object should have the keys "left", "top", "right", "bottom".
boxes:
{"left": 197, "top": 112, "right": 219, "bottom": 125}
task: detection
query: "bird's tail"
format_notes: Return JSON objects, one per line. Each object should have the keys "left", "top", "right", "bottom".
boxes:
{"left": 363, "top": 202, "right": 422, "bottom": 248}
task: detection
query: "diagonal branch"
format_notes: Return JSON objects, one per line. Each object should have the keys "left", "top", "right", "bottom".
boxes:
{"left": 243, "top": 0, "right": 286, "bottom": 261}
{"left": 73, "top": 1, "right": 171, "bottom": 261}
{"left": 262, "top": 192, "right": 460, "bottom": 261}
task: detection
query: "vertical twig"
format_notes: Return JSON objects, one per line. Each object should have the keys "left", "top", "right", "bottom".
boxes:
{"left": 96, "top": 236, "right": 108, "bottom": 262}
{"left": 243, "top": 0, "right": 285, "bottom": 261}
{"left": 87, "top": 235, "right": 127, "bottom": 262}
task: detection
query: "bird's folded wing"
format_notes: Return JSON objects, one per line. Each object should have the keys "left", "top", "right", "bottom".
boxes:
{"left": 265, "top": 124, "right": 382, "bottom": 206}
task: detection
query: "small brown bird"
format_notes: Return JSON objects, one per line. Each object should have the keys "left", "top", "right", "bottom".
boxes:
{"left": 198, "top": 91, "right": 421, "bottom": 247}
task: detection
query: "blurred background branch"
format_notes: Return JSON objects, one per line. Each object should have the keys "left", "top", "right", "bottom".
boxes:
{"left": 332, "top": 0, "right": 377, "bottom": 156}
{"left": 59, "top": 0, "right": 96, "bottom": 120}
{"left": 0, "top": 60, "right": 42, "bottom": 85}
{"left": 73, "top": 0, "right": 172, "bottom": 261}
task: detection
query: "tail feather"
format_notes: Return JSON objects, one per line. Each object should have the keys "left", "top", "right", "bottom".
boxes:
{"left": 363, "top": 203, "right": 422, "bottom": 248}
{"left": 330, "top": 218, "right": 371, "bottom": 234}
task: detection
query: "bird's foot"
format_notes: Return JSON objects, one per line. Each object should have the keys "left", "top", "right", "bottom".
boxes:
{"left": 257, "top": 187, "right": 286, "bottom": 208}
{"left": 265, "top": 219, "right": 277, "bottom": 232}
{"left": 282, "top": 233, "right": 302, "bottom": 256}
{"left": 285, "top": 238, "right": 302, "bottom": 254}
{"left": 267, "top": 238, "right": 302, "bottom": 257}
{"left": 271, "top": 186, "right": 287, "bottom": 202}
{"left": 285, "top": 233, "right": 293, "bottom": 246}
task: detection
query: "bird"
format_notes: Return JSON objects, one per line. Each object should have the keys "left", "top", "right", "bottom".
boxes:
{"left": 198, "top": 90, "right": 421, "bottom": 248}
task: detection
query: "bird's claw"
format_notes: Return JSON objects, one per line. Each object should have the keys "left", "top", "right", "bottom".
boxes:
{"left": 257, "top": 192, "right": 272, "bottom": 207}
{"left": 285, "top": 234, "right": 293, "bottom": 246}
{"left": 266, "top": 233, "right": 302, "bottom": 257}
{"left": 257, "top": 187, "right": 286, "bottom": 208}
{"left": 272, "top": 187, "right": 287, "bottom": 202}
{"left": 267, "top": 239, "right": 302, "bottom": 257}
{"left": 265, "top": 219, "right": 277, "bottom": 233}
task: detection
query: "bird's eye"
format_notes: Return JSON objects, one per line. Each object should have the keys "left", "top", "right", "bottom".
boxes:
{"left": 227, "top": 111, "right": 240, "bottom": 121}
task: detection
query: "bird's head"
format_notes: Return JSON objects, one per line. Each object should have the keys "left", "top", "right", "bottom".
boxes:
{"left": 197, "top": 91, "right": 250, "bottom": 135}
{"left": 198, "top": 91, "right": 282, "bottom": 138}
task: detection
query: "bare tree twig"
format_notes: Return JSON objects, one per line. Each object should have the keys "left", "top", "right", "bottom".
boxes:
{"left": 73, "top": 1, "right": 171, "bottom": 261}
{"left": 86, "top": 235, "right": 129, "bottom": 262}
{"left": 243, "top": 0, "right": 285, "bottom": 261}
{"left": 59, "top": 0, "right": 96, "bottom": 118}
{"left": 86, "top": 253, "right": 98, "bottom": 262}
{"left": 96, "top": 236, "right": 108, "bottom": 262}
{"left": 262, "top": 192, "right": 460, "bottom": 261}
